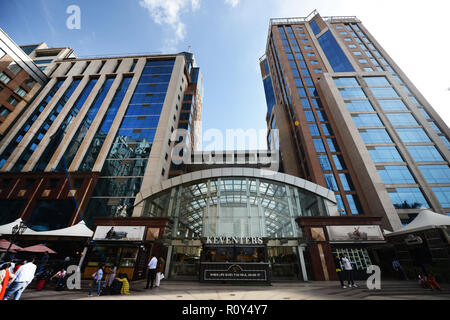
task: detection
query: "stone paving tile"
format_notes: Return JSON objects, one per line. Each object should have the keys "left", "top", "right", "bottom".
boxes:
{"left": 16, "top": 280, "right": 450, "bottom": 301}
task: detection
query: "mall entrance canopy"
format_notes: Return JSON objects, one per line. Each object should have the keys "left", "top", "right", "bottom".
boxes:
{"left": 135, "top": 168, "right": 338, "bottom": 239}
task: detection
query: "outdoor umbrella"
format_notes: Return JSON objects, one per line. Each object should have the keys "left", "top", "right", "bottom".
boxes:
{"left": 21, "top": 244, "right": 57, "bottom": 254}
{"left": 0, "top": 239, "right": 24, "bottom": 253}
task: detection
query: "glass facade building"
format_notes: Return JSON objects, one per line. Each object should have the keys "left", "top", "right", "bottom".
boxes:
{"left": 261, "top": 12, "right": 450, "bottom": 230}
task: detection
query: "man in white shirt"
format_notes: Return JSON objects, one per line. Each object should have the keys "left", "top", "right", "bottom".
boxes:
{"left": 340, "top": 254, "right": 357, "bottom": 288}
{"left": 4, "top": 257, "right": 37, "bottom": 300}
{"left": 145, "top": 254, "right": 158, "bottom": 289}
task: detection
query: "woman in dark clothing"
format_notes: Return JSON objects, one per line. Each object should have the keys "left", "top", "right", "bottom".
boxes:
{"left": 334, "top": 255, "right": 346, "bottom": 288}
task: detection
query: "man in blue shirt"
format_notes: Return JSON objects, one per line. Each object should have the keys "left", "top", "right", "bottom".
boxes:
{"left": 88, "top": 264, "right": 105, "bottom": 297}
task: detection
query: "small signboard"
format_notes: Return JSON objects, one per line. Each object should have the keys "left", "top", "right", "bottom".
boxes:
{"left": 203, "top": 264, "right": 268, "bottom": 281}
{"left": 93, "top": 226, "right": 146, "bottom": 241}
{"left": 326, "top": 225, "right": 384, "bottom": 243}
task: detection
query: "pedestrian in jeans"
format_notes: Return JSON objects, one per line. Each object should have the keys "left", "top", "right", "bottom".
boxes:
{"left": 145, "top": 254, "right": 157, "bottom": 289}
{"left": 88, "top": 264, "right": 105, "bottom": 297}
{"left": 340, "top": 254, "right": 357, "bottom": 288}
{"left": 3, "top": 257, "right": 37, "bottom": 300}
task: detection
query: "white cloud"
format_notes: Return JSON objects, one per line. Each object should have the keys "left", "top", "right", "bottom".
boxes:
{"left": 224, "top": 0, "right": 240, "bottom": 7}
{"left": 139, "top": 0, "right": 200, "bottom": 49}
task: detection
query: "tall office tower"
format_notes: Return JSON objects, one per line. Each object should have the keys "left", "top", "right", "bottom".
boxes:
{"left": 20, "top": 42, "right": 76, "bottom": 74}
{"left": 0, "top": 29, "right": 49, "bottom": 137}
{"left": 0, "top": 51, "right": 202, "bottom": 230}
{"left": 260, "top": 11, "right": 450, "bottom": 231}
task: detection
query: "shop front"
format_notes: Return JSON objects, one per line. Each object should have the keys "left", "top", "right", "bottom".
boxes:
{"left": 132, "top": 169, "right": 339, "bottom": 283}
{"left": 82, "top": 217, "right": 170, "bottom": 280}
{"left": 297, "top": 216, "right": 386, "bottom": 281}
{"left": 199, "top": 237, "right": 270, "bottom": 283}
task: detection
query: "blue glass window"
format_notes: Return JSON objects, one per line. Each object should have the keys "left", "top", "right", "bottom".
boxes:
{"left": 327, "top": 138, "right": 339, "bottom": 152}
{"left": 378, "top": 166, "right": 416, "bottom": 184}
{"left": 12, "top": 79, "right": 81, "bottom": 172}
{"left": 409, "top": 96, "right": 421, "bottom": 107}
{"left": 419, "top": 165, "right": 450, "bottom": 184}
{"left": 432, "top": 187, "right": 450, "bottom": 208}
{"left": 34, "top": 59, "right": 53, "bottom": 65}
{"left": 352, "top": 114, "right": 383, "bottom": 127}
{"left": 346, "top": 195, "right": 362, "bottom": 214}
{"left": 360, "top": 129, "right": 392, "bottom": 144}
{"left": 313, "top": 139, "right": 326, "bottom": 152}
{"left": 377, "top": 99, "right": 408, "bottom": 111}
{"left": 310, "top": 20, "right": 321, "bottom": 35}
{"left": 304, "top": 110, "right": 315, "bottom": 122}
{"left": 389, "top": 188, "right": 429, "bottom": 209}
{"left": 368, "top": 146, "right": 403, "bottom": 163}
{"left": 440, "top": 136, "right": 450, "bottom": 150}
{"left": 396, "top": 128, "right": 430, "bottom": 143}
{"left": 364, "top": 76, "right": 390, "bottom": 86}
{"left": 386, "top": 113, "right": 418, "bottom": 126}
{"left": 334, "top": 77, "right": 359, "bottom": 87}
{"left": 318, "top": 155, "right": 332, "bottom": 171}
{"left": 321, "top": 124, "right": 332, "bottom": 136}
{"left": 429, "top": 122, "right": 442, "bottom": 134}
{"left": 406, "top": 146, "right": 443, "bottom": 162}
{"left": 317, "top": 31, "right": 354, "bottom": 72}
{"left": 297, "top": 88, "right": 307, "bottom": 97}
{"left": 339, "top": 173, "right": 354, "bottom": 191}
{"left": 370, "top": 87, "right": 399, "bottom": 98}
{"left": 418, "top": 109, "right": 431, "bottom": 120}
{"left": 332, "top": 155, "right": 346, "bottom": 170}
{"left": 263, "top": 77, "right": 276, "bottom": 117}
{"left": 309, "top": 124, "right": 320, "bottom": 136}
{"left": 57, "top": 78, "right": 116, "bottom": 171}
{"left": 339, "top": 87, "right": 367, "bottom": 99}
{"left": 80, "top": 77, "right": 133, "bottom": 171}
{"left": 324, "top": 173, "right": 339, "bottom": 191}
{"left": 335, "top": 195, "right": 346, "bottom": 214}
{"left": 345, "top": 100, "right": 374, "bottom": 112}
{"left": 35, "top": 78, "right": 99, "bottom": 171}
{"left": 0, "top": 80, "right": 64, "bottom": 169}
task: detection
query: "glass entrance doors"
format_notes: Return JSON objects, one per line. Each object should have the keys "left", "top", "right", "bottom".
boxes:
{"left": 169, "top": 246, "right": 202, "bottom": 280}
{"left": 268, "top": 246, "right": 302, "bottom": 280}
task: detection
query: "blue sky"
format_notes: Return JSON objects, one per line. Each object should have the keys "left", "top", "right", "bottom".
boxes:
{"left": 1, "top": 0, "right": 449, "bottom": 150}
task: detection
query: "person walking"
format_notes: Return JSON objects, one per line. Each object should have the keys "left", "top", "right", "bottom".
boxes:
{"left": 0, "top": 263, "right": 15, "bottom": 300}
{"left": 155, "top": 257, "right": 165, "bottom": 288}
{"left": 38, "top": 252, "right": 50, "bottom": 274}
{"left": 145, "top": 254, "right": 158, "bottom": 289}
{"left": 50, "top": 268, "right": 67, "bottom": 290}
{"left": 3, "top": 257, "right": 37, "bottom": 300}
{"left": 340, "top": 254, "right": 357, "bottom": 288}
{"left": 102, "top": 265, "right": 117, "bottom": 294}
{"left": 334, "top": 255, "right": 346, "bottom": 288}
{"left": 88, "top": 264, "right": 105, "bottom": 297}
{"left": 392, "top": 259, "right": 405, "bottom": 280}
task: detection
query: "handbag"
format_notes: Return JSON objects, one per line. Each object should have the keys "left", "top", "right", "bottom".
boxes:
{"left": 160, "top": 273, "right": 165, "bottom": 280}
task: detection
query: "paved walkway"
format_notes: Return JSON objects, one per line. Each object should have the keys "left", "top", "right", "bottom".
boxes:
{"left": 18, "top": 280, "right": 450, "bottom": 300}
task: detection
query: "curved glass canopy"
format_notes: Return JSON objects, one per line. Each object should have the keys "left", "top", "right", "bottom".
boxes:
{"left": 142, "top": 176, "right": 331, "bottom": 239}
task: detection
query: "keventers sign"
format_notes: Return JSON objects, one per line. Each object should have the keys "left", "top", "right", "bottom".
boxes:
{"left": 205, "top": 237, "right": 264, "bottom": 245}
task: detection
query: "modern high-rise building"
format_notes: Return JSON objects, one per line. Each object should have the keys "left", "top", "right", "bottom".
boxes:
{"left": 0, "top": 51, "right": 203, "bottom": 232}
{"left": 260, "top": 10, "right": 450, "bottom": 231}
{"left": 0, "top": 29, "right": 49, "bottom": 138}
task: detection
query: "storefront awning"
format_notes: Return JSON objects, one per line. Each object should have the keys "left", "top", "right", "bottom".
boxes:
{"left": 0, "top": 219, "right": 93, "bottom": 238}
{"left": 0, "top": 219, "right": 39, "bottom": 236}
{"left": 386, "top": 209, "right": 450, "bottom": 236}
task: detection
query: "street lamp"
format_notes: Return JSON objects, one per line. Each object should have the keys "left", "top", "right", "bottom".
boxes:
{"left": 5, "top": 221, "right": 28, "bottom": 255}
